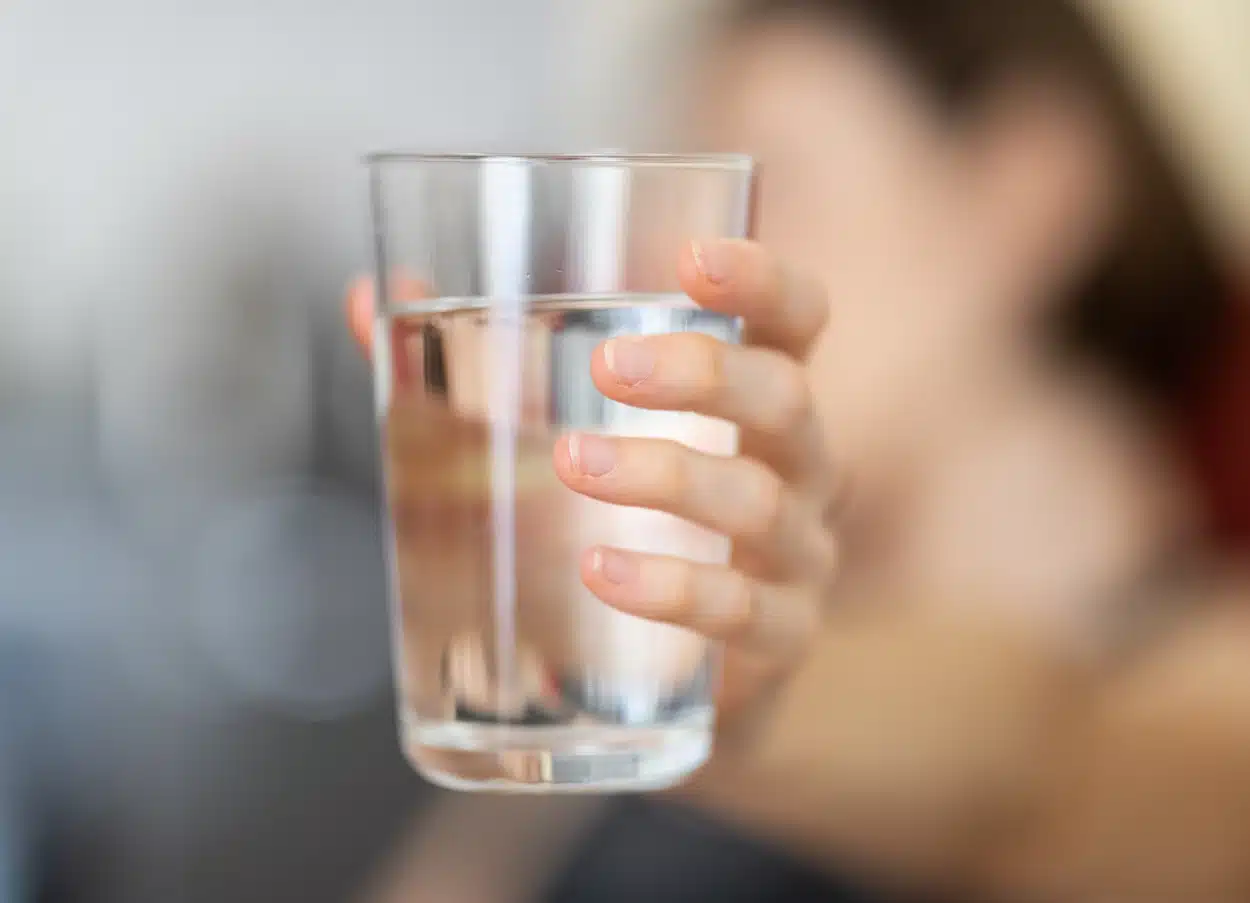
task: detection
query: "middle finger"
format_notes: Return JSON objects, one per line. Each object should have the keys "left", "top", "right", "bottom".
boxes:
{"left": 553, "top": 432, "right": 836, "bottom": 580}
{"left": 590, "top": 332, "right": 828, "bottom": 487}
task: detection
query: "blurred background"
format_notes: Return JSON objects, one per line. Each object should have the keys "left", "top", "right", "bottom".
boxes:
{"left": 1, "top": 0, "right": 1247, "bottom": 902}
{"left": 1, "top": 2, "right": 557, "bottom": 900}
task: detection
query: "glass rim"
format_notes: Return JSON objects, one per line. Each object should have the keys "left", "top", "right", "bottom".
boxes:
{"left": 363, "top": 151, "right": 755, "bottom": 172}
{"left": 379, "top": 291, "right": 707, "bottom": 315}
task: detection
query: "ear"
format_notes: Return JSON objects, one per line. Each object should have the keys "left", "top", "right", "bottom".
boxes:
{"left": 964, "top": 73, "right": 1123, "bottom": 300}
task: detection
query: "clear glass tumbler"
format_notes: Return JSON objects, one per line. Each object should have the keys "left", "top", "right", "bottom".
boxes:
{"left": 367, "top": 152, "right": 756, "bottom": 792}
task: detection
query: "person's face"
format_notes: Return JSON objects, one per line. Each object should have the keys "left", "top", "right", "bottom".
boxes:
{"left": 693, "top": 20, "right": 1111, "bottom": 483}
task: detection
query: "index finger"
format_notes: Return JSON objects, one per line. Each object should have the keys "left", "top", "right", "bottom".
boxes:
{"left": 677, "top": 239, "right": 829, "bottom": 359}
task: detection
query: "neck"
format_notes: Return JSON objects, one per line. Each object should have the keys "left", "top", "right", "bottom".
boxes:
{"left": 838, "top": 339, "right": 1092, "bottom": 573}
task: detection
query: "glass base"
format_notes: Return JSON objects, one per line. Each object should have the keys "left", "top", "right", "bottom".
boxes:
{"left": 402, "top": 712, "right": 713, "bottom": 793}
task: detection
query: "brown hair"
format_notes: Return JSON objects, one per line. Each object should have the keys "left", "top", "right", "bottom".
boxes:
{"left": 726, "top": 0, "right": 1231, "bottom": 413}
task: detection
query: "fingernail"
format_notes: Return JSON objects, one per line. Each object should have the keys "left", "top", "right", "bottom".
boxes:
{"left": 692, "top": 240, "right": 730, "bottom": 285}
{"left": 568, "top": 433, "right": 616, "bottom": 477}
{"left": 603, "top": 338, "right": 655, "bottom": 384}
{"left": 592, "top": 547, "right": 639, "bottom": 585}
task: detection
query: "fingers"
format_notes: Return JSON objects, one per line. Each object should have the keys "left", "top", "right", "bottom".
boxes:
{"left": 590, "top": 332, "right": 827, "bottom": 485}
{"left": 580, "top": 547, "right": 819, "bottom": 660}
{"left": 553, "top": 432, "right": 837, "bottom": 580}
{"left": 348, "top": 241, "right": 829, "bottom": 361}
{"left": 678, "top": 239, "right": 829, "bottom": 359}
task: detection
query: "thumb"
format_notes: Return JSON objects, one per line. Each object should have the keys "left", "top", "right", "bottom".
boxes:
{"left": 346, "top": 275, "right": 435, "bottom": 392}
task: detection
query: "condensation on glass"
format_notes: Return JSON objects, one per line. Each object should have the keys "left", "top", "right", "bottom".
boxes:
{"left": 367, "top": 152, "right": 755, "bottom": 792}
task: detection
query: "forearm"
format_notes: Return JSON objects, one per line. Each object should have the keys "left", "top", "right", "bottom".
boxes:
{"left": 679, "top": 602, "right": 1250, "bottom": 901}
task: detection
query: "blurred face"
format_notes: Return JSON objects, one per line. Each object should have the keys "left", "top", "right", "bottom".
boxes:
{"left": 693, "top": 19, "right": 1083, "bottom": 483}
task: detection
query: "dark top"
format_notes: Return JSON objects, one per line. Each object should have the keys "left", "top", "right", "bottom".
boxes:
{"left": 542, "top": 797, "right": 929, "bottom": 903}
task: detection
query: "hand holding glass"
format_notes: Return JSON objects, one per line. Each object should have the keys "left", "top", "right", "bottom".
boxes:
{"left": 367, "top": 153, "right": 827, "bottom": 792}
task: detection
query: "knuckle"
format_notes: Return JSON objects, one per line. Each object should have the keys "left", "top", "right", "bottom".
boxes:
{"left": 721, "top": 570, "right": 757, "bottom": 641}
{"left": 686, "top": 333, "right": 730, "bottom": 408}
{"left": 762, "top": 356, "right": 813, "bottom": 434}
{"left": 651, "top": 439, "right": 692, "bottom": 503}
{"left": 743, "top": 462, "right": 788, "bottom": 539}
{"left": 667, "top": 560, "right": 702, "bottom": 621}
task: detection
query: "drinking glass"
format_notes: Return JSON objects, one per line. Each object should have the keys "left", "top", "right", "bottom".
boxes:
{"left": 367, "top": 152, "right": 755, "bottom": 792}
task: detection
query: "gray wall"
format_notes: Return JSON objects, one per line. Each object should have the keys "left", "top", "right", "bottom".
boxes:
{"left": 0, "top": 1, "right": 557, "bottom": 901}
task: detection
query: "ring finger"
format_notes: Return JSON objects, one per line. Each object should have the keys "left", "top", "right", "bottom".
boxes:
{"left": 553, "top": 432, "right": 836, "bottom": 580}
